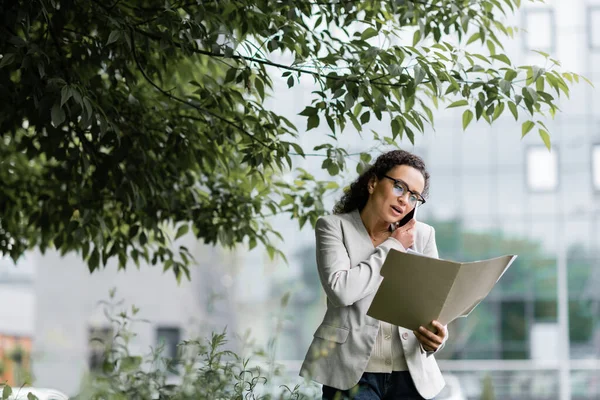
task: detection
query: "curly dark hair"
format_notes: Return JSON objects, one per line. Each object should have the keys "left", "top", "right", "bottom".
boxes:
{"left": 333, "top": 150, "right": 430, "bottom": 214}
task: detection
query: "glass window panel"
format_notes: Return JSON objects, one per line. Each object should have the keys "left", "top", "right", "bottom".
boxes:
{"left": 497, "top": 172, "right": 526, "bottom": 218}
{"left": 590, "top": 7, "right": 600, "bottom": 51}
{"left": 443, "top": 301, "right": 500, "bottom": 360}
{"left": 528, "top": 193, "right": 559, "bottom": 217}
{"left": 569, "top": 254, "right": 599, "bottom": 303}
{"left": 156, "top": 326, "right": 181, "bottom": 360}
{"left": 461, "top": 175, "right": 492, "bottom": 218}
{"left": 530, "top": 322, "right": 559, "bottom": 360}
{"left": 526, "top": 146, "right": 558, "bottom": 191}
{"left": 523, "top": 9, "right": 555, "bottom": 53}
{"left": 527, "top": 219, "right": 558, "bottom": 252}
{"left": 531, "top": 256, "right": 557, "bottom": 299}
{"left": 88, "top": 326, "right": 112, "bottom": 372}
{"left": 534, "top": 300, "right": 557, "bottom": 321}
{"left": 569, "top": 300, "right": 595, "bottom": 344}
{"left": 427, "top": 174, "right": 459, "bottom": 220}
{"left": 461, "top": 128, "right": 493, "bottom": 168}
{"left": 429, "top": 218, "right": 463, "bottom": 260}
{"left": 500, "top": 301, "right": 528, "bottom": 359}
{"left": 592, "top": 144, "right": 600, "bottom": 190}
{"left": 497, "top": 255, "right": 531, "bottom": 296}
{"left": 424, "top": 129, "right": 458, "bottom": 169}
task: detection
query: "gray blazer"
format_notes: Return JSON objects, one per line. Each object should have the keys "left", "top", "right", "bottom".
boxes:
{"left": 299, "top": 210, "right": 445, "bottom": 399}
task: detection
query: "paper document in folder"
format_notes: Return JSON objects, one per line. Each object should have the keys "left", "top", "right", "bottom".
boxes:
{"left": 366, "top": 250, "right": 517, "bottom": 331}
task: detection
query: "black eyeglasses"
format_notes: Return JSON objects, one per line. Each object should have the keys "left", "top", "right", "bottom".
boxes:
{"left": 383, "top": 175, "right": 426, "bottom": 207}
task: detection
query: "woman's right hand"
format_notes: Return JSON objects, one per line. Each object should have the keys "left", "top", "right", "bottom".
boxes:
{"left": 391, "top": 218, "right": 415, "bottom": 250}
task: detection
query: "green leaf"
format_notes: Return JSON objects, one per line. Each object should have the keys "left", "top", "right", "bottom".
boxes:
{"left": 289, "top": 142, "right": 304, "bottom": 156}
{"left": 225, "top": 67, "right": 237, "bottom": 83}
{"left": 298, "top": 106, "right": 317, "bottom": 117}
{"left": 499, "top": 79, "right": 511, "bottom": 95}
{"left": 175, "top": 224, "right": 189, "bottom": 240}
{"left": 487, "top": 40, "right": 496, "bottom": 55}
{"left": 0, "top": 53, "right": 16, "bottom": 68}
{"left": 492, "top": 102, "right": 505, "bottom": 121}
{"left": 447, "top": 100, "right": 469, "bottom": 108}
{"left": 462, "top": 110, "right": 473, "bottom": 130}
{"left": 361, "top": 27, "right": 378, "bottom": 40}
{"left": 326, "top": 162, "right": 339, "bottom": 176}
{"left": 532, "top": 66, "right": 544, "bottom": 83}
{"left": 475, "top": 101, "right": 484, "bottom": 120}
{"left": 504, "top": 69, "right": 518, "bottom": 81}
{"left": 107, "top": 30, "right": 121, "bottom": 46}
{"left": 390, "top": 116, "right": 405, "bottom": 139}
{"left": 89, "top": 248, "right": 100, "bottom": 273}
{"left": 524, "top": 86, "right": 538, "bottom": 104}
{"left": 254, "top": 77, "right": 265, "bottom": 101}
{"left": 414, "top": 65, "right": 425, "bottom": 86}
{"left": 51, "top": 103, "right": 66, "bottom": 127}
{"left": 539, "top": 129, "right": 551, "bottom": 150}
{"left": 405, "top": 126, "right": 415, "bottom": 144}
{"left": 360, "top": 111, "right": 370, "bottom": 124}
{"left": 508, "top": 102, "right": 518, "bottom": 121}
{"left": 412, "top": 30, "right": 421, "bottom": 46}
{"left": 60, "top": 85, "right": 72, "bottom": 107}
{"left": 325, "top": 114, "right": 335, "bottom": 133}
{"left": 344, "top": 93, "right": 355, "bottom": 110}
{"left": 521, "top": 121, "right": 535, "bottom": 137}
{"left": 536, "top": 76, "right": 545, "bottom": 92}
{"left": 120, "top": 356, "right": 142, "bottom": 372}
{"left": 3, "top": 385, "right": 12, "bottom": 400}
{"left": 466, "top": 32, "right": 481, "bottom": 45}
{"left": 491, "top": 54, "right": 511, "bottom": 65}
{"left": 83, "top": 97, "right": 93, "bottom": 119}
{"left": 249, "top": 237, "right": 257, "bottom": 250}
{"left": 307, "top": 114, "right": 319, "bottom": 131}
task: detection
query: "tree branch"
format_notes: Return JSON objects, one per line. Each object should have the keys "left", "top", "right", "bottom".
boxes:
{"left": 128, "top": 29, "right": 274, "bottom": 152}
{"left": 132, "top": 27, "right": 418, "bottom": 89}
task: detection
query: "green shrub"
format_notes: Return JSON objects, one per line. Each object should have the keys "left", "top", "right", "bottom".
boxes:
{"left": 72, "top": 298, "right": 318, "bottom": 399}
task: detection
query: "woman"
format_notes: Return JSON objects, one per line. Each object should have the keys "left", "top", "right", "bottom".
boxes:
{"left": 299, "top": 150, "right": 448, "bottom": 399}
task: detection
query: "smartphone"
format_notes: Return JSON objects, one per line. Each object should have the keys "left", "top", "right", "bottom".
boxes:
{"left": 392, "top": 207, "right": 417, "bottom": 231}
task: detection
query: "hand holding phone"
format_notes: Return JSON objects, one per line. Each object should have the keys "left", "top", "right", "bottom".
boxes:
{"left": 396, "top": 207, "right": 416, "bottom": 228}
{"left": 391, "top": 206, "right": 417, "bottom": 249}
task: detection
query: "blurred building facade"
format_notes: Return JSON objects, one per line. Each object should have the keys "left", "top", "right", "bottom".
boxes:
{"left": 0, "top": 257, "right": 34, "bottom": 387}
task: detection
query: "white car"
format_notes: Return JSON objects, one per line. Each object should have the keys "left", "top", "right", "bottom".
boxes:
{"left": 6, "top": 388, "right": 69, "bottom": 400}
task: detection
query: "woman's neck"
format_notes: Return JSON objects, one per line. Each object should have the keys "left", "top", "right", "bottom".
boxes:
{"left": 359, "top": 204, "right": 389, "bottom": 239}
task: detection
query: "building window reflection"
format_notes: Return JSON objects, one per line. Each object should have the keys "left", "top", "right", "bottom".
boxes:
{"left": 522, "top": 8, "right": 556, "bottom": 54}
{"left": 592, "top": 144, "right": 600, "bottom": 191}
{"left": 526, "top": 146, "right": 558, "bottom": 191}
{"left": 588, "top": 7, "right": 600, "bottom": 51}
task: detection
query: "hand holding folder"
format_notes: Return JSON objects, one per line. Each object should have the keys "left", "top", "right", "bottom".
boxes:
{"left": 367, "top": 250, "right": 517, "bottom": 331}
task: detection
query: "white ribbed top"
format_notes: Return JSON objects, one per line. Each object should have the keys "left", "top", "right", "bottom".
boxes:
{"left": 365, "top": 321, "right": 408, "bottom": 372}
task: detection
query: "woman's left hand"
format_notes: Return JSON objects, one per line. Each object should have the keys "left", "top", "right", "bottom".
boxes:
{"left": 413, "top": 320, "right": 447, "bottom": 352}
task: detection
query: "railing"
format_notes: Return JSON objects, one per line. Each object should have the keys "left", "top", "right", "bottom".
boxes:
{"left": 276, "top": 359, "right": 600, "bottom": 400}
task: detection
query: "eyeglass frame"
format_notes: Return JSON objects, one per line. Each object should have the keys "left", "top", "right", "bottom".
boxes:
{"left": 382, "top": 175, "right": 426, "bottom": 206}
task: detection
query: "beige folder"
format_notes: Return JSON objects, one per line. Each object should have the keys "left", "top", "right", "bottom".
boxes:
{"left": 367, "top": 250, "right": 517, "bottom": 331}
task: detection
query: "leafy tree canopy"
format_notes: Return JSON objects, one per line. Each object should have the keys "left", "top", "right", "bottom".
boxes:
{"left": 0, "top": 0, "right": 583, "bottom": 278}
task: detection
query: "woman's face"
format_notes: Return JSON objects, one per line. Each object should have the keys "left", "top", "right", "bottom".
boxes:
{"left": 367, "top": 164, "right": 426, "bottom": 224}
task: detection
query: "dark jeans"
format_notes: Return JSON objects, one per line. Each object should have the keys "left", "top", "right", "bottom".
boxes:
{"left": 322, "top": 371, "right": 428, "bottom": 400}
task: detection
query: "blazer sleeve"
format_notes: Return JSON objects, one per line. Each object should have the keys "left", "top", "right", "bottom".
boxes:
{"left": 315, "top": 216, "right": 405, "bottom": 307}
